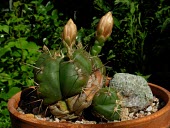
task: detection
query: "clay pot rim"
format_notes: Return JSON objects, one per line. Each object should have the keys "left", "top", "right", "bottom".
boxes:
{"left": 8, "top": 83, "right": 170, "bottom": 127}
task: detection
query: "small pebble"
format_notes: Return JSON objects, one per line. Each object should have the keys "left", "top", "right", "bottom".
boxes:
{"left": 137, "top": 113, "right": 144, "bottom": 118}
{"left": 54, "top": 118, "right": 60, "bottom": 122}
{"left": 129, "top": 112, "right": 134, "bottom": 118}
{"left": 46, "top": 117, "right": 50, "bottom": 121}
{"left": 152, "top": 108, "right": 158, "bottom": 112}
{"left": 75, "top": 119, "right": 96, "bottom": 124}
{"left": 147, "top": 112, "right": 151, "bottom": 115}
{"left": 151, "top": 103, "right": 155, "bottom": 106}
{"left": 25, "top": 114, "right": 34, "bottom": 118}
{"left": 139, "top": 111, "right": 144, "bottom": 114}
{"left": 146, "top": 106, "right": 152, "bottom": 112}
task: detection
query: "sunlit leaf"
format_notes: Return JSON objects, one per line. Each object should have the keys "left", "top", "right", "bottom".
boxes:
{"left": 1, "top": 25, "right": 9, "bottom": 34}
{"left": 6, "top": 87, "right": 21, "bottom": 100}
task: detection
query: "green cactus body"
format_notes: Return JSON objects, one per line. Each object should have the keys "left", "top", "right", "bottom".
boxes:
{"left": 92, "top": 87, "right": 121, "bottom": 121}
{"left": 34, "top": 51, "right": 62, "bottom": 105}
{"left": 91, "top": 56, "right": 106, "bottom": 75}
{"left": 90, "top": 40, "right": 104, "bottom": 56}
{"left": 59, "top": 49, "right": 92, "bottom": 98}
{"left": 33, "top": 12, "right": 114, "bottom": 119}
{"left": 72, "top": 49, "right": 92, "bottom": 74}
{"left": 34, "top": 51, "right": 51, "bottom": 67}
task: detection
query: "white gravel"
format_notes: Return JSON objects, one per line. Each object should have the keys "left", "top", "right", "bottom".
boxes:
{"left": 17, "top": 96, "right": 163, "bottom": 124}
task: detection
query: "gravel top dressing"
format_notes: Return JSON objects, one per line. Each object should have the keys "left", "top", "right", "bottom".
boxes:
{"left": 17, "top": 96, "right": 165, "bottom": 124}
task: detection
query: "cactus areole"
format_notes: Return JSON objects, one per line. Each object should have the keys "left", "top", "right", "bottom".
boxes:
{"left": 33, "top": 11, "right": 154, "bottom": 122}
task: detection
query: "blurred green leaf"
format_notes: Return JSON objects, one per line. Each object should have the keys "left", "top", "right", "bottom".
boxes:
{"left": 1, "top": 108, "right": 9, "bottom": 116}
{"left": 37, "top": 5, "right": 47, "bottom": 14}
{"left": 45, "top": 1, "right": 54, "bottom": 12}
{"left": 161, "top": 18, "right": 170, "bottom": 32}
{"left": 130, "top": 2, "right": 135, "bottom": 14}
{"left": 113, "top": 16, "right": 120, "bottom": 29}
{"left": 7, "top": 87, "right": 21, "bottom": 99}
{"left": 0, "top": 47, "right": 10, "bottom": 57}
{"left": 0, "top": 87, "right": 21, "bottom": 100}
{"left": 0, "top": 25, "right": 9, "bottom": 34}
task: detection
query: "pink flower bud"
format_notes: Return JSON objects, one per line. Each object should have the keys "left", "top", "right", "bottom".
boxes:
{"left": 96, "top": 12, "right": 114, "bottom": 41}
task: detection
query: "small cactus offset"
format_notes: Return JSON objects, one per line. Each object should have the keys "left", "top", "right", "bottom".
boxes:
{"left": 91, "top": 87, "right": 121, "bottom": 121}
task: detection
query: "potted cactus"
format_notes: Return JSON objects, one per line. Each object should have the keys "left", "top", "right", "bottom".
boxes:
{"left": 8, "top": 12, "right": 170, "bottom": 128}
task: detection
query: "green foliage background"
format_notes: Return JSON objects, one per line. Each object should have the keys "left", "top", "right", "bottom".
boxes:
{"left": 0, "top": 0, "right": 170, "bottom": 127}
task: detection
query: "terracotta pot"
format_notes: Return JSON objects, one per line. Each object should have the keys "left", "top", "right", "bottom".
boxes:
{"left": 8, "top": 83, "right": 170, "bottom": 128}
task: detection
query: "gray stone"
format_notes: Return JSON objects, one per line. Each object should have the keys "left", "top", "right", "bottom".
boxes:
{"left": 110, "top": 73, "right": 153, "bottom": 111}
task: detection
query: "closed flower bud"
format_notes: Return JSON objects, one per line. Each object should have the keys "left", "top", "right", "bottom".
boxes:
{"left": 96, "top": 12, "right": 114, "bottom": 42}
{"left": 63, "top": 19, "right": 77, "bottom": 47}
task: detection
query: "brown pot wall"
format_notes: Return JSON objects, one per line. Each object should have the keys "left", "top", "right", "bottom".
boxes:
{"left": 8, "top": 83, "right": 170, "bottom": 128}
